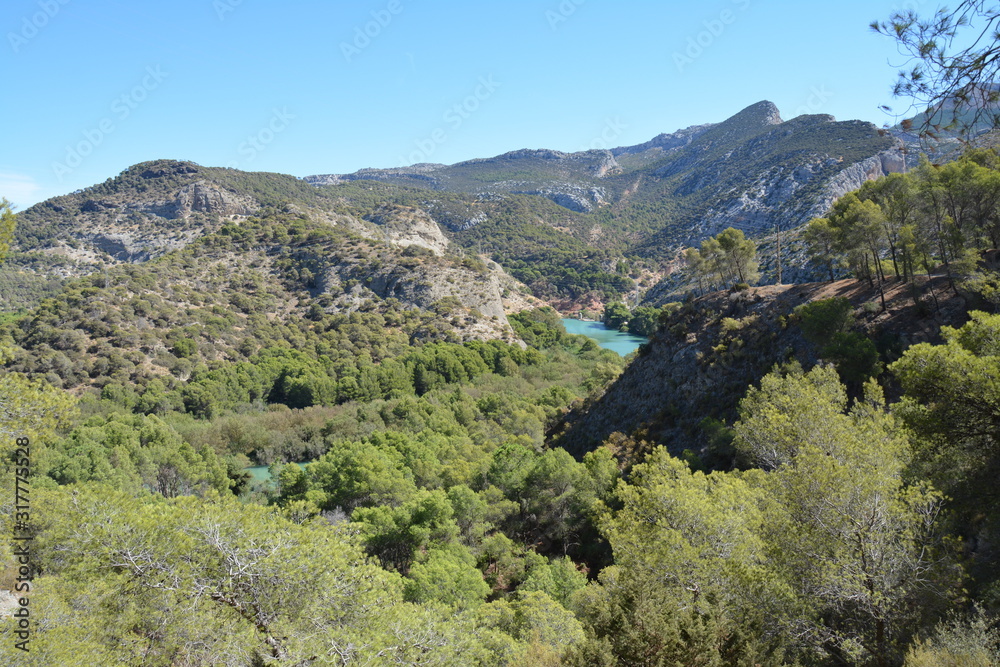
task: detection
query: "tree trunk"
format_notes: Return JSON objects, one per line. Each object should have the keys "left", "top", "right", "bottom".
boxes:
{"left": 888, "top": 239, "right": 900, "bottom": 279}
{"left": 873, "top": 250, "right": 888, "bottom": 311}
{"left": 776, "top": 224, "right": 783, "bottom": 285}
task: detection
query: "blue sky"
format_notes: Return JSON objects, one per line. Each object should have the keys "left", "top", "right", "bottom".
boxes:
{"left": 2, "top": 0, "right": 930, "bottom": 209}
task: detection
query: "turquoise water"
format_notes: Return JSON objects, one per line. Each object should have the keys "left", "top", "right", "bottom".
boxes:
{"left": 561, "top": 318, "right": 647, "bottom": 356}
{"left": 245, "top": 462, "right": 307, "bottom": 486}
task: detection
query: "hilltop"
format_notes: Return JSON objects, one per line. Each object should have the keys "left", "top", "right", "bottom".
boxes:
{"left": 2, "top": 160, "right": 537, "bottom": 339}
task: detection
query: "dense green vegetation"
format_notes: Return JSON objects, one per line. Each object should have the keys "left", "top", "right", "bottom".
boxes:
{"left": 0, "top": 295, "right": 631, "bottom": 664}
{"left": 805, "top": 150, "right": 1000, "bottom": 309}
{"left": 0, "top": 199, "right": 15, "bottom": 261}
{"left": 9, "top": 148, "right": 1000, "bottom": 664}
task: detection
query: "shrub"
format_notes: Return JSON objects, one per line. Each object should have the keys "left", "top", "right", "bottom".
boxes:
{"left": 795, "top": 297, "right": 854, "bottom": 346}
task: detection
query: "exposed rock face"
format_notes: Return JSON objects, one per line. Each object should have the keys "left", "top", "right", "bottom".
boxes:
{"left": 367, "top": 206, "right": 451, "bottom": 255}
{"left": 694, "top": 146, "right": 907, "bottom": 239}
{"left": 175, "top": 181, "right": 257, "bottom": 217}
{"left": 31, "top": 179, "right": 260, "bottom": 267}
{"left": 511, "top": 149, "right": 564, "bottom": 160}
{"left": 589, "top": 150, "right": 622, "bottom": 177}
{"left": 355, "top": 263, "right": 508, "bottom": 320}
{"left": 79, "top": 232, "right": 182, "bottom": 263}
{"left": 127, "top": 181, "right": 258, "bottom": 220}
{"left": 509, "top": 185, "right": 607, "bottom": 213}
{"left": 454, "top": 211, "right": 487, "bottom": 231}
{"left": 815, "top": 150, "right": 908, "bottom": 210}
{"left": 304, "top": 164, "right": 446, "bottom": 188}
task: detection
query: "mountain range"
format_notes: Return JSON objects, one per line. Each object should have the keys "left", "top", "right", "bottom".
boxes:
{"left": 308, "top": 100, "right": 905, "bottom": 256}
{"left": 4, "top": 100, "right": 909, "bottom": 319}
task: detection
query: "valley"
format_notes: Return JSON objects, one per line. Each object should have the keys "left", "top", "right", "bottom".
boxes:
{"left": 3, "top": 100, "right": 1000, "bottom": 666}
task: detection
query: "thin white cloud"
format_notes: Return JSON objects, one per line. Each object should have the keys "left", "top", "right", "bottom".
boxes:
{"left": 0, "top": 173, "right": 43, "bottom": 211}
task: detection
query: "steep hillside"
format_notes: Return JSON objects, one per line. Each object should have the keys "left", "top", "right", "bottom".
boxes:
{"left": 3, "top": 101, "right": 911, "bottom": 321}
{"left": 3, "top": 207, "right": 529, "bottom": 397}
{"left": 1, "top": 160, "right": 537, "bottom": 320}
{"left": 620, "top": 107, "right": 904, "bottom": 251}
{"left": 307, "top": 148, "right": 620, "bottom": 213}
{"left": 553, "top": 276, "right": 969, "bottom": 466}
{"left": 319, "top": 180, "right": 634, "bottom": 303}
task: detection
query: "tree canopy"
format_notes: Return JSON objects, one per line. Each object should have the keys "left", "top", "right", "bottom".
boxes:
{"left": 873, "top": 2, "right": 1000, "bottom": 138}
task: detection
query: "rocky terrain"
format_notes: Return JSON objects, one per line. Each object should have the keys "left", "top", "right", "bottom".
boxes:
{"left": 306, "top": 102, "right": 910, "bottom": 303}
{"left": 309, "top": 102, "right": 906, "bottom": 244}
{"left": 3, "top": 160, "right": 528, "bottom": 342}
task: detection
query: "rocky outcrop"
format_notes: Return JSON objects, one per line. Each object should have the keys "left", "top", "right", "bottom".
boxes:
{"left": 693, "top": 148, "right": 906, "bottom": 239}
{"left": 127, "top": 181, "right": 258, "bottom": 220}
{"left": 453, "top": 211, "right": 487, "bottom": 231}
{"left": 354, "top": 262, "right": 508, "bottom": 321}
{"left": 367, "top": 206, "right": 451, "bottom": 255}
{"left": 509, "top": 185, "right": 608, "bottom": 213}
{"left": 588, "top": 150, "right": 622, "bottom": 178}
{"left": 33, "top": 180, "right": 260, "bottom": 268}
{"left": 304, "top": 165, "right": 446, "bottom": 188}
{"left": 813, "top": 149, "right": 908, "bottom": 212}
{"left": 81, "top": 232, "right": 175, "bottom": 263}
{"left": 674, "top": 112, "right": 907, "bottom": 244}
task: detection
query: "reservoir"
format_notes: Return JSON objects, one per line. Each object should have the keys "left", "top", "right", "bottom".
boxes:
{"left": 561, "top": 318, "right": 647, "bottom": 356}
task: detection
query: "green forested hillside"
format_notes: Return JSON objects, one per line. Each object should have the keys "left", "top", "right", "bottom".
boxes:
{"left": 5, "top": 151, "right": 1000, "bottom": 665}
{"left": 320, "top": 180, "right": 636, "bottom": 301}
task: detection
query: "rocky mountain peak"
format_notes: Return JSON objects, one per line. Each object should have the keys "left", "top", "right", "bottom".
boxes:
{"left": 713, "top": 100, "right": 783, "bottom": 135}
{"left": 742, "top": 100, "right": 784, "bottom": 126}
